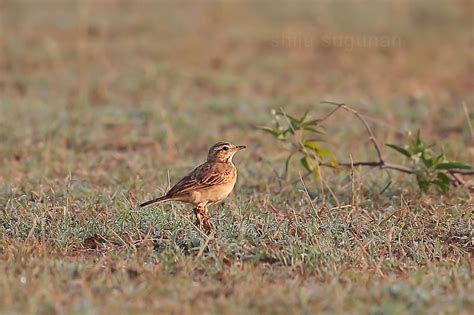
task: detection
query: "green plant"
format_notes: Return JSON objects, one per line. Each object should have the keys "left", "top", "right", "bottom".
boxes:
{"left": 259, "top": 105, "right": 473, "bottom": 194}
{"left": 386, "top": 130, "right": 471, "bottom": 193}
{"left": 258, "top": 109, "right": 337, "bottom": 180}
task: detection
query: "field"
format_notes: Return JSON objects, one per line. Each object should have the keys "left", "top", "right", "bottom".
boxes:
{"left": 0, "top": 1, "right": 473, "bottom": 314}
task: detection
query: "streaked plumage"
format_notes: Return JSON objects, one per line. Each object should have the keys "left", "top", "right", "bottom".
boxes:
{"left": 140, "top": 142, "right": 246, "bottom": 232}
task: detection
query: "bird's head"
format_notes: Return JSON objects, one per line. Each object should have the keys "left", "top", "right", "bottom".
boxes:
{"left": 207, "top": 142, "right": 246, "bottom": 163}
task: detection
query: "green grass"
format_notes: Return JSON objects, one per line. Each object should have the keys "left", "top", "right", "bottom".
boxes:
{"left": 0, "top": 1, "right": 473, "bottom": 314}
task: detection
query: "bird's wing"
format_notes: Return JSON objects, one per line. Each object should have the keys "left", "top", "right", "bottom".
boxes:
{"left": 166, "top": 162, "right": 232, "bottom": 196}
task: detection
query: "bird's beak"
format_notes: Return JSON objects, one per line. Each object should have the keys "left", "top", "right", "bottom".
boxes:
{"left": 236, "top": 145, "right": 246, "bottom": 150}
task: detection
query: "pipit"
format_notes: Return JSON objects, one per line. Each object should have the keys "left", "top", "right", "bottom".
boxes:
{"left": 140, "top": 142, "right": 246, "bottom": 232}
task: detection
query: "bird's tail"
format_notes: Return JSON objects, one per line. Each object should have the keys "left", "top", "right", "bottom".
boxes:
{"left": 139, "top": 195, "right": 171, "bottom": 207}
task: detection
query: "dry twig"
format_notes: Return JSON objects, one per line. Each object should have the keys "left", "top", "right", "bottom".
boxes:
{"left": 319, "top": 101, "right": 473, "bottom": 188}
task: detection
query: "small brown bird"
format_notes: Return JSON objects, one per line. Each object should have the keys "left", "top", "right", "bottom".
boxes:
{"left": 140, "top": 142, "right": 246, "bottom": 232}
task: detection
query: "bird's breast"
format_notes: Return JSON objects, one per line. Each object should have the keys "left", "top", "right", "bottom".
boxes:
{"left": 193, "top": 169, "right": 237, "bottom": 205}
{"left": 212, "top": 177, "right": 237, "bottom": 201}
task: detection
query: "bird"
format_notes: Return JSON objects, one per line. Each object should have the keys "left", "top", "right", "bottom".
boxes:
{"left": 140, "top": 141, "right": 246, "bottom": 232}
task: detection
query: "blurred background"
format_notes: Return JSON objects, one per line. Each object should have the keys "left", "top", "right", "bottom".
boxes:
{"left": 0, "top": 0, "right": 472, "bottom": 188}
{"left": 0, "top": 2, "right": 473, "bottom": 314}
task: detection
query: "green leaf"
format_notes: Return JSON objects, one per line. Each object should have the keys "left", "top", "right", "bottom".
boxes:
{"left": 302, "top": 119, "right": 322, "bottom": 127}
{"left": 282, "top": 127, "right": 295, "bottom": 135}
{"left": 319, "top": 147, "right": 338, "bottom": 167}
{"left": 410, "top": 129, "right": 428, "bottom": 154}
{"left": 316, "top": 147, "right": 335, "bottom": 159}
{"left": 257, "top": 126, "right": 281, "bottom": 138}
{"left": 437, "top": 172, "right": 450, "bottom": 184}
{"left": 416, "top": 172, "right": 430, "bottom": 192}
{"left": 415, "top": 129, "right": 422, "bottom": 147}
{"left": 435, "top": 172, "right": 451, "bottom": 194}
{"left": 303, "top": 126, "right": 325, "bottom": 134}
{"left": 432, "top": 152, "right": 445, "bottom": 166}
{"left": 275, "top": 111, "right": 301, "bottom": 131}
{"left": 303, "top": 139, "right": 321, "bottom": 151}
{"left": 422, "top": 155, "right": 434, "bottom": 168}
{"left": 300, "top": 156, "right": 319, "bottom": 181}
{"left": 299, "top": 110, "right": 309, "bottom": 123}
{"left": 300, "top": 156, "right": 314, "bottom": 172}
{"left": 435, "top": 162, "right": 472, "bottom": 170}
{"left": 303, "top": 140, "right": 336, "bottom": 163}
{"left": 386, "top": 144, "right": 411, "bottom": 158}
{"left": 285, "top": 113, "right": 301, "bottom": 129}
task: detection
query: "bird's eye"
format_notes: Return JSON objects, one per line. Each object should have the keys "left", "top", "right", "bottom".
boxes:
{"left": 222, "top": 146, "right": 229, "bottom": 151}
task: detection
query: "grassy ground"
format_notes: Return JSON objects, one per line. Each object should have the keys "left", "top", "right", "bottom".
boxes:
{"left": 1, "top": 1, "right": 473, "bottom": 314}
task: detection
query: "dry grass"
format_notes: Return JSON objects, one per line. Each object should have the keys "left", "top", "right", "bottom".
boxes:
{"left": 0, "top": 1, "right": 473, "bottom": 314}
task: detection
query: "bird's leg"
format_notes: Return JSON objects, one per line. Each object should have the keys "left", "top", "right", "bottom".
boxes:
{"left": 202, "top": 205, "right": 212, "bottom": 233}
{"left": 194, "top": 206, "right": 204, "bottom": 229}
{"left": 194, "top": 204, "right": 211, "bottom": 234}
